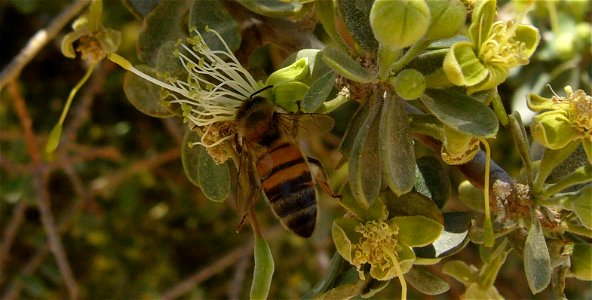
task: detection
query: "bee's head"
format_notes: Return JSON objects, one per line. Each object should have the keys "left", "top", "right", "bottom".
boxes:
{"left": 236, "top": 86, "right": 275, "bottom": 141}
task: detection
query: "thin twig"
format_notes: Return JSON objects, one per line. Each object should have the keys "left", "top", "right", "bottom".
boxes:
{"left": 0, "top": 247, "right": 50, "bottom": 300}
{"left": 0, "top": 202, "right": 28, "bottom": 286}
{"left": 90, "top": 148, "right": 180, "bottom": 197}
{"left": 228, "top": 246, "right": 251, "bottom": 300}
{"left": 162, "top": 241, "right": 254, "bottom": 300}
{"left": 7, "top": 82, "right": 79, "bottom": 299}
{"left": 0, "top": 0, "right": 90, "bottom": 88}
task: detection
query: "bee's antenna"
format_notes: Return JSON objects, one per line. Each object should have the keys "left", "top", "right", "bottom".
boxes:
{"left": 250, "top": 85, "right": 273, "bottom": 99}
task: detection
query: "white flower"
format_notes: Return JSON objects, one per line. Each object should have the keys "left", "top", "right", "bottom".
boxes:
{"left": 120, "top": 27, "right": 261, "bottom": 150}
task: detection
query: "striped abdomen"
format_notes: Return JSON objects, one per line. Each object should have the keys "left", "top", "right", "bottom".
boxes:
{"left": 256, "top": 141, "right": 317, "bottom": 238}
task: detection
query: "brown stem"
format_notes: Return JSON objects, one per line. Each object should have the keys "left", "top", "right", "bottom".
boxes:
{"left": 7, "top": 82, "right": 79, "bottom": 299}
{"left": 0, "top": 203, "right": 28, "bottom": 286}
{"left": 0, "top": 0, "right": 90, "bottom": 87}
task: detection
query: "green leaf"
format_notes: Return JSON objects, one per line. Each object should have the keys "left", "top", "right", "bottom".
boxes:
{"left": 349, "top": 102, "right": 382, "bottom": 207}
{"left": 442, "top": 260, "right": 477, "bottom": 286}
{"left": 332, "top": 218, "right": 361, "bottom": 263}
{"left": 250, "top": 234, "right": 274, "bottom": 300}
{"left": 197, "top": 143, "right": 230, "bottom": 202}
{"left": 425, "top": 0, "right": 466, "bottom": 41}
{"left": 386, "top": 191, "right": 444, "bottom": 224}
{"left": 123, "top": 65, "right": 174, "bottom": 118}
{"left": 338, "top": 184, "right": 386, "bottom": 222}
{"left": 405, "top": 266, "right": 450, "bottom": 295}
{"left": 570, "top": 243, "right": 592, "bottom": 281}
{"left": 137, "top": 0, "right": 189, "bottom": 66}
{"left": 302, "top": 71, "right": 337, "bottom": 113}
{"left": 380, "top": 93, "right": 416, "bottom": 196}
{"left": 182, "top": 130, "right": 202, "bottom": 188}
{"left": 524, "top": 208, "right": 552, "bottom": 294}
{"left": 458, "top": 180, "right": 485, "bottom": 212}
{"left": 571, "top": 186, "right": 592, "bottom": 229}
{"left": 543, "top": 164, "right": 592, "bottom": 198}
{"left": 337, "top": 0, "right": 378, "bottom": 52}
{"left": 189, "top": 0, "right": 241, "bottom": 52}
{"left": 360, "top": 279, "right": 390, "bottom": 298}
{"left": 181, "top": 129, "right": 230, "bottom": 202}
{"left": 392, "top": 216, "right": 443, "bottom": 247}
{"left": 443, "top": 41, "right": 488, "bottom": 86}
{"left": 237, "top": 0, "right": 303, "bottom": 17}
{"left": 122, "top": 0, "right": 160, "bottom": 19}
{"left": 321, "top": 47, "right": 374, "bottom": 84}
{"left": 338, "top": 103, "right": 369, "bottom": 164}
{"left": 421, "top": 89, "right": 499, "bottom": 138}
{"left": 415, "top": 156, "right": 451, "bottom": 208}
{"left": 155, "top": 41, "right": 185, "bottom": 75}
{"left": 315, "top": 0, "right": 348, "bottom": 52}
{"left": 414, "top": 212, "right": 471, "bottom": 263}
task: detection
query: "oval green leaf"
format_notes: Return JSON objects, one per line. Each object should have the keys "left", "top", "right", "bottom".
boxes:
{"left": 380, "top": 93, "right": 415, "bottom": 196}
{"left": 321, "top": 47, "right": 374, "bottom": 84}
{"left": 196, "top": 143, "right": 230, "bottom": 202}
{"left": 302, "top": 71, "right": 337, "bottom": 113}
{"left": 415, "top": 156, "right": 451, "bottom": 208}
{"left": 250, "top": 234, "right": 274, "bottom": 300}
{"left": 123, "top": 64, "right": 174, "bottom": 118}
{"left": 393, "top": 216, "right": 443, "bottom": 247}
{"left": 349, "top": 102, "right": 382, "bottom": 207}
{"left": 137, "top": 0, "right": 189, "bottom": 65}
{"left": 189, "top": 0, "right": 241, "bottom": 52}
{"left": 181, "top": 129, "right": 202, "bottom": 187}
{"left": 237, "top": 0, "right": 302, "bottom": 17}
{"left": 405, "top": 266, "right": 450, "bottom": 295}
{"left": 524, "top": 208, "right": 551, "bottom": 294}
{"left": 338, "top": 0, "right": 378, "bottom": 52}
{"left": 421, "top": 89, "right": 499, "bottom": 138}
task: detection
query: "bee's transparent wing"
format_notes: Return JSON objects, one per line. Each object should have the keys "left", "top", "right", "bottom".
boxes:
{"left": 278, "top": 113, "right": 335, "bottom": 140}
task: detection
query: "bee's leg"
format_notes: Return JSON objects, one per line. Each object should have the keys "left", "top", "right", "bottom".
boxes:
{"left": 236, "top": 184, "right": 262, "bottom": 233}
{"left": 307, "top": 157, "right": 341, "bottom": 199}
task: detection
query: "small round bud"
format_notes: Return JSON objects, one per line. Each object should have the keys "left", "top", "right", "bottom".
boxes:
{"left": 391, "top": 69, "right": 426, "bottom": 100}
{"left": 370, "top": 0, "right": 431, "bottom": 50}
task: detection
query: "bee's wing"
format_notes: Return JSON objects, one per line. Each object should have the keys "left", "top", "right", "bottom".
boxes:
{"left": 278, "top": 113, "right": 335, "bottom": 140}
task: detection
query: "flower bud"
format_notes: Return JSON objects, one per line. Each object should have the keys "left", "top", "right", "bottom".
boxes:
{"left": 391, "top": 69, "right": 426, "bottom": 100}
{"left": 425, "top": 0, "right": 467, "bottom": 41}
{"left": 370, "top": 0, "right": 431, "bottom": 50}
{"left": 531, "top": 110, "right": 579, "bottom": 149}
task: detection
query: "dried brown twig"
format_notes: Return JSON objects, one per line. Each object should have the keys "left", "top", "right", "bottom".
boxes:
{"left": 0, "top": 0, "right": 89, "bottom": 88}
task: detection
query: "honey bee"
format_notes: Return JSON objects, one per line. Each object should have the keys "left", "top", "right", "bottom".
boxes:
{"left": 235, "top": 86, "right": 337, "bottom": 238}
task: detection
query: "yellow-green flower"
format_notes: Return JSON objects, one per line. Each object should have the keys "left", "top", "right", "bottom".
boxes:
{"left": 61, "top": 0, "right": 120, "bottom": 63}
{"left": 332, "top": 199, "right": 443, "bottom": 282}
{"left": 528, "top": 86, "right": 592, "bottom": 162}
{"left": 443, "top": 0, "right": 540, "bottom": 94}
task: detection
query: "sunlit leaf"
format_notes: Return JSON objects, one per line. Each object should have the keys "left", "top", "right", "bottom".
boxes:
{"left": 442, "top": 260, "right": 477, "bottom": 286}
{"left": 414, "top": 212, "right": 471, "bottom": 263}
{"left": 392, "top": 216, "right": 443, "bottom": 247}
{"left": 571, "top": 243, "right": 592, "bottom": 281}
